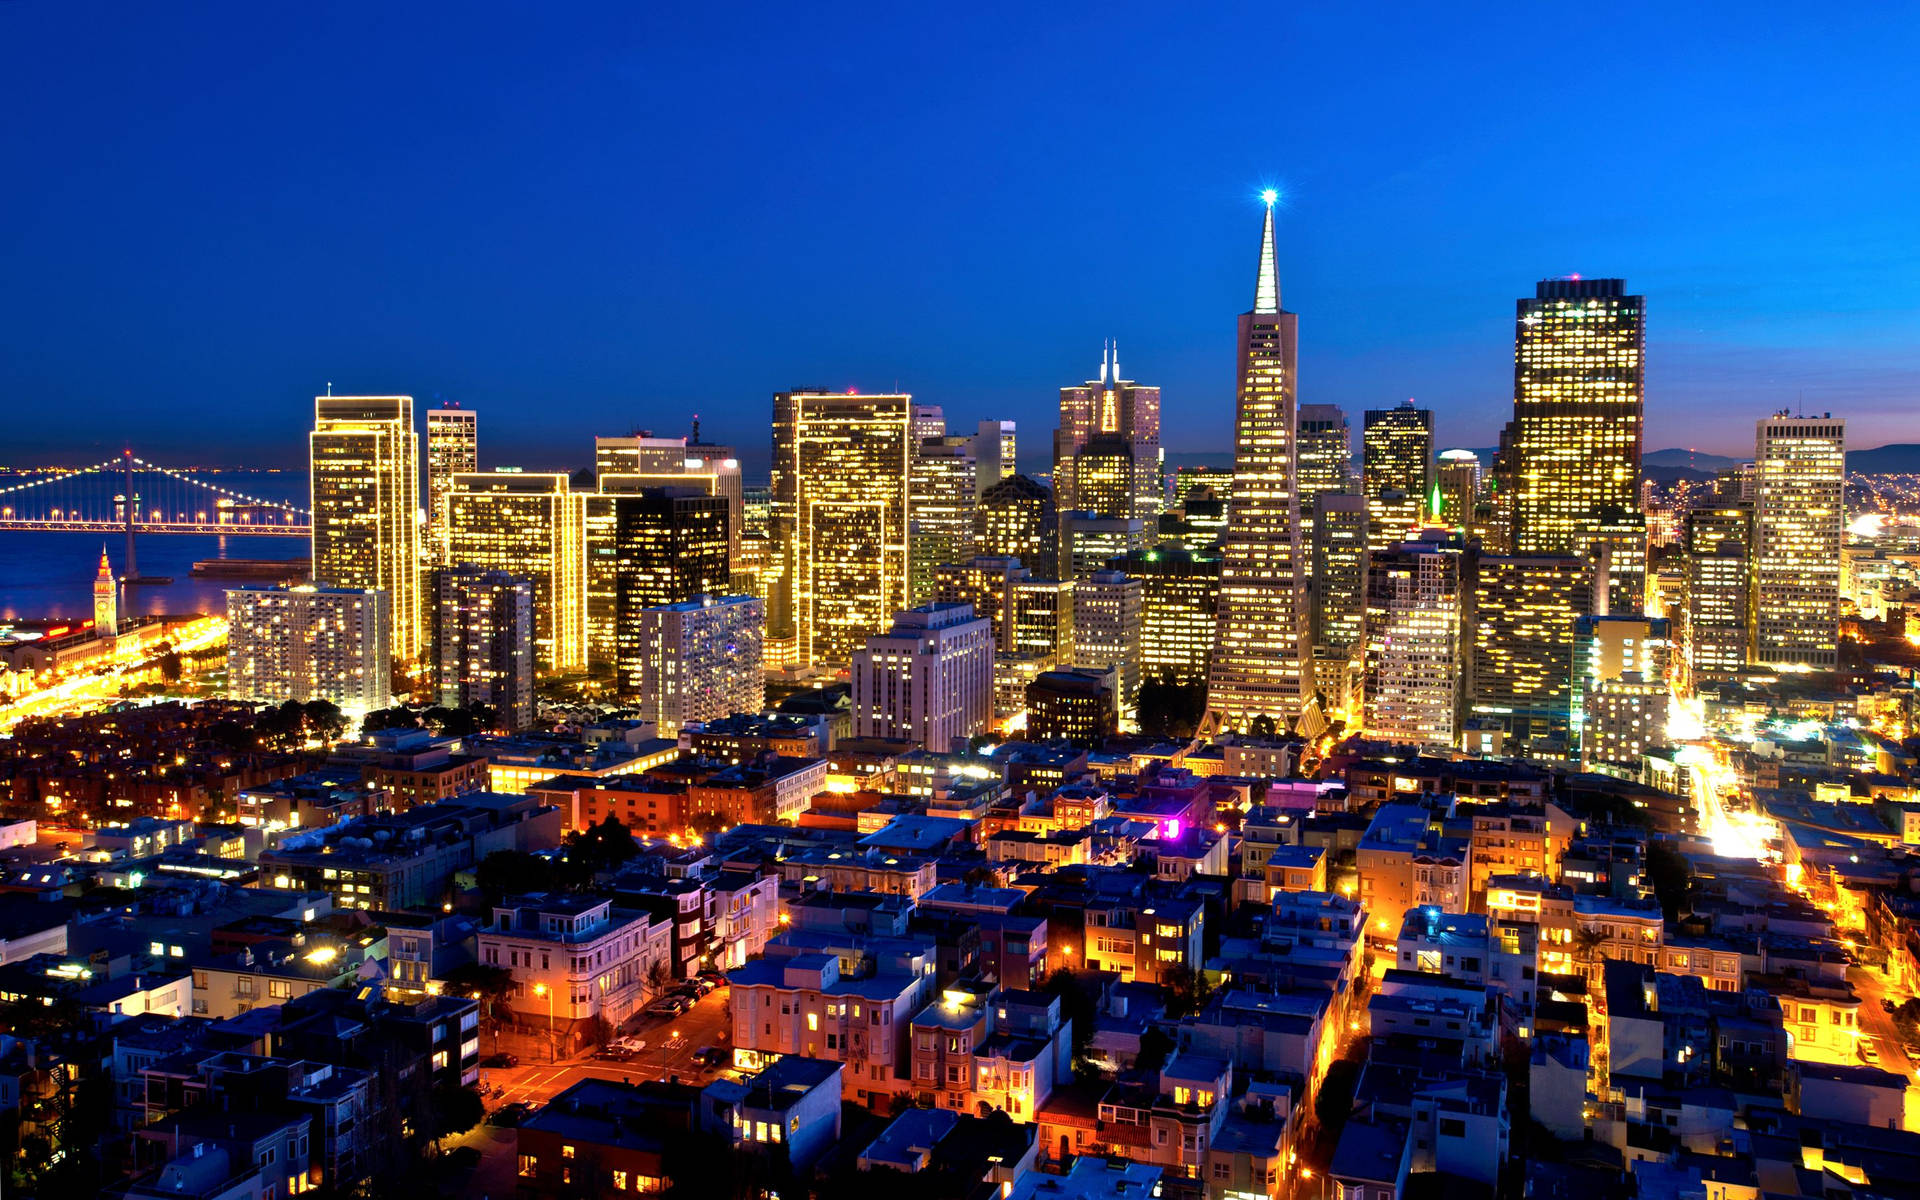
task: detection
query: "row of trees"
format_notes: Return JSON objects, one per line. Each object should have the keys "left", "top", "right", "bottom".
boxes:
{"left": 359, "top": 701, "right": 499, "bottom": 738}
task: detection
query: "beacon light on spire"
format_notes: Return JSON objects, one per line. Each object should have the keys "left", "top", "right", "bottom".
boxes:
{"left": 1261, "top": 188, "right": 1279, "bottom": 206}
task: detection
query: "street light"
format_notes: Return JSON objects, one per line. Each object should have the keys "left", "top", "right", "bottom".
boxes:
{"left": 532, "top": 982, "right": 555, "bottom": 1062}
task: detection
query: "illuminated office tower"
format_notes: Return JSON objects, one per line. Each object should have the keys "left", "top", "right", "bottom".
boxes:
{"left": 1480, "top": 420, "right": 1518, "bottom": 553}
{"left": 433, "top": 567, "right": 535, "bottom": 731}
{"left": 609, "top": 487, "right": 732, "bottom": 693}
{"left": 1681, "top": 505, "right": 1752, "bottom": 691}
{"left": 1075, "top": 569, "right": 1143, "bottom": 719}
{"left": 1054, "top": 342, "right": 1163, "bottom": 525}
{"left": 910, "top": 435, "right": 978, "bottom": 603}
{"left": 1362, "top": 402, "right": 1433, "bottom": 551}
{"left": 1752, "top": 413, "right": 1846, "bottom": 669}
{"left": 226, "top": 584, "right": 391, "bottom": 715}
{"left": 1060, "top": 513, "right": 1146, "bottom": 580}
{"left": 1158, "top": 487, "right": 1228, "bottom": 554}
{"left": 595, "top": 431, "right": 744, "bottom": 564}
{"left": 1011, "top": 578, "right": 1075, "bottom": 665}
{"left": 1466, "top": 554, "right": 1594, "bottom": 757}
{"left": 913, "top": 402, "right": 947, "bottom": 445}
{"left": 1206, "top": 195, "right": 1309, "bottom": 731}
{"left": 1571, "top": 614, "right": 1670, "bottom": 765}
{"left": 1510, "top": 278, "right": 1645, "bottom": 557}
{"left": 976, "top": 475, "right": 1057, "bottom": 576}
{"left": 974, "top": 420, "right": 1018, "bottom": 497}
{"left": 628, "top": 594, "right": 765, "bottom": 736}
{"left": 1116, "top": 545, "right": 1222, "bottom": 688}
{"left": 770, "top": 390, "right": 914, "bottom": 668}
{"left": 933, "top": 555, "right": 1030, "bottom": 647}
{"left": 310, "top": 395, "right": 422, "bottom": 658}
{"left": 1311, "top": 493, "right": 1367, "bottom": 654}
{"left": 426, "top": 404, "right": 477, "bottom": 567}
{"left": 1296, "top": 403, "right": 1352, "bottom": 575}
{"left": 1583, "top": 511, "right": 1648, "bottom": 616}
{"left": 1363, "top": 532, "right": 1464, "bottom": 748}
{"left": 446, "top": 472, "right": 587, "bottom": 673}
{"left": 1436, "top": 450, "right": 1480, "bottom": 535}
{"left": 851, "top": 603, "right": 995, "bottom": 750}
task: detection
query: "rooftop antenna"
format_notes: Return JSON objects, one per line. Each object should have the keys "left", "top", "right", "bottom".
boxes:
{"left": 690, "top": 413, "right": 701, "bottom": 443}
{"left": 325, "top": 381, "right": 333, "bottom": 396}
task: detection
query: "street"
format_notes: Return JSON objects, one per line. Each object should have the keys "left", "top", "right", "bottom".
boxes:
{"left": 483, "top": 985, "right": 734, "bottom": 1109}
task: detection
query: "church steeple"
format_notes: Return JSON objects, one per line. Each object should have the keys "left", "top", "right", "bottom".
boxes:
{"left": 1254, "top": 190, "right": 1280, "bottom": 315}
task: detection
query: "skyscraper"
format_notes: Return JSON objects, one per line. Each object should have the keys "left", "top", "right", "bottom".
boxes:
{"left": 1206, "top": 195, "right": 1309, "bottom": 731}
{"left": 1060, "top": 513, "right": 1146, "bottom": 581}
{"left": 1363, "top": 532, "right": 1464, "bottom": 748}
{"left": 850, "top": 603, "right": 995, "bottom": 750}
{"left": 1054, "top": 342, "right": 1163, "bottom": 527}
{"left": 909, "top": 435, "right": 979, "bottom": 603}
{"left": 1310, "top": 493, "right": 1368, "bottom": 656}
{"left": 1075, "top": 569, "right": 1143, "bottom": 721}
{"left": 595, "top": 431, "right": 745, "bottom": 565}
{"left": 1363, "top": 402, "right": 1433, "bottom": 551}
{"left": 976, "top": 475, "right": 1056, "bottom": 577}
{"left": 1570, "top": 614, "right": 1671, "bottom": 766}
{"left": 426, "top": 404, "right": 477, "bottom": 567}
{"left": 609, "top": 487, "right": 732, "bottom": 692}
{"left": 627, "top": 594, "right": 765, "bottom": 735}
{"left": 446, "top": 471, "right": 587, "bottom": 673}
{"left": 771, "top": 390, "right": 914, "bottom": 668}
{"left": 433, "top": 567, "right": 535, "bottom": 730}
{"left": 1435, "top": 450, "right": 1480, "bottom": 535}
{"left": 1466, "top": 553, "right": 1593, "bottom": 757}
{"left": 973, "top": 420, "right": 1018, "bottom": 497}
{"left": 1117, "top": 545, "right": 1221, "bottom": 689}
{"left": 1296, "top": 403, "right": 1352, "bottom": 576}
{"left": 1510, "top": 278, "right": 1645, "bottom": 558}
{"left": 1681, "top": 504, "right": 1752, "bottom": 692}
{"left": 1752, "top": 413, "right": 1845, "bottom": 669}
{"left": 932, "top": 555, "right": 1030, "bottom": 648}
{"left": 310, "top": 395, "right": 422, "bottom": 658}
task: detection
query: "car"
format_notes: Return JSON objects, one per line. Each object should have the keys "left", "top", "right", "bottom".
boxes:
{"left": 692, "top": 1046, "right": 728, "bottom": 1069}
{"left": 479, "top": 1052, "right": 518, "bottom": 1069}
{"left": 1860, "top": 1039, "right": 1882, "bottom": 1064}
{"left": 689, "top": 976, "right": 719, "bottom": 997}
{"left": 489, "top": 1102, "right": 535, "bottom": 1128}
{"left": 646, "top": 995, "right": 691, "bottom": 1018}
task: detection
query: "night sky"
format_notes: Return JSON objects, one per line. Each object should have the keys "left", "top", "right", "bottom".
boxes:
{"left": 4, "top": 3, "right": 1917, "bottom": 472}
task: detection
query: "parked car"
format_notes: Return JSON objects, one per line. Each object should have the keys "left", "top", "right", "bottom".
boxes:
{"left": 479, "top": 1053, "right": 518, "bottom": 1069}
{"left": 1860, "top": 1038, "right": 1883, "bottom": 1065}
{"left": 646, "top": 995, "right": 691, "bottom": 1018}
{"left": 688, "top": 976, "right": 719, "bottom": 997}
{"left": 489, "top": 1102, "right": 535, "bottom": 1128}
{"left": 692, "top": 1046, "right": 727, "bottom": 1069}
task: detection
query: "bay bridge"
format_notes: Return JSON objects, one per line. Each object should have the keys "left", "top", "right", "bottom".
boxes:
{"left": 0, "top": 452, "right": 311, "bottom": 537}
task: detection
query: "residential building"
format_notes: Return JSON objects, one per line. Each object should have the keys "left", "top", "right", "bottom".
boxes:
{"left": 225, "top": 584, "right": 391, "bottom": 715}
{"left": 478, "top": 893, "right": 672, "bottom": 1037}
{"left": 432, "top": 567, "right": 535, "bottom": 730}
{"left": 627, "top": 594, "right": 765, "bottom": 736}
{"left": 851, "top": 604, "right": 995, "bottom": 751}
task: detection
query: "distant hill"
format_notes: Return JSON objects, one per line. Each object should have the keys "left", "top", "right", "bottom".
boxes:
{"left": 1645, "top": 448, "right": 1743, "bottom": 471}
{"left": 1849, "top": 444, "right": 1920, "bottom": 474}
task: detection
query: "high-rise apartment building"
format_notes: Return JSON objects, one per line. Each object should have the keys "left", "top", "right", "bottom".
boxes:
{"left": 446, "top": 471, "right": 587, "bottom": 673}
{"left": 310, "top": 395, "right": 421, "bottom": 658}
{"left": 433, "top": 567, "right": 535, "bottom": 731}
{"left": 1681, "top": 505, "right": 1752, "bottom": 692}
{"left": 1752, "top": 413, "right": 1845, "bottom": 669}
{"left": 976, "top": 475, "right": 1056, "bottom": 577}
{"left": 1466, "top": 554, "right": 1594, "bottom": 757}
{"left": 1116, "top": 545, "right": 1221, "bottom": 688}
{"left": 850, "top": 603, "right": 995, "bottom": 750}
{"left": 1053, "top": 343, "right": 1163, "bottom": 528}
{"left": 1363, "top": 532, "right": 1464, "bottom": 749}
{"left": 608, "top": 487, "right": 732, "bottom": 693}
{"left": 426, "top": 404, "right": 477, "bottom": 568}
{"left": 1207, "top": 196, "right": 1309, "bottom": 730}
{"left": 1363, "top": 402, "right": 1433, "bottom": 551}
{"left": 227, "top": 584, "right": 392, "bottom": 714}
{"left": 1510, "top": 278, "right": 1645, "bottom": 559}
{"left": 1074, "top": 569, "right": 1143, "bottom": 720}
{"left": 771, "top": 390, "right": 914, "bottom": 667}
{"left": 910, "top": 435, "right": 979, "bottom": 603}
{"left": 627, "top": 594, "right": 765, "bottom": 736}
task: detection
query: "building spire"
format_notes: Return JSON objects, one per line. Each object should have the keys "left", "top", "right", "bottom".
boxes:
{"left": 1254, "top": 191, "right": 1280, "bottom": 315}
{"left": 1098, "top": 339, "right": 1109, "bottom": 386}
{"left": 1111, "top": 340, "right": 1120, "bottom": 382}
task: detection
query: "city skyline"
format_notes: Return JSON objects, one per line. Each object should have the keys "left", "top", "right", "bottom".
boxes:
{"left": 5, "top": 5, "right": 1918, "bottom": 467}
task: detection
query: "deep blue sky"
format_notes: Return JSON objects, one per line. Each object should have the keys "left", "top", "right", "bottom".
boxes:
{"left": 4, "top": 3, "right": 1917, "bottom": 473}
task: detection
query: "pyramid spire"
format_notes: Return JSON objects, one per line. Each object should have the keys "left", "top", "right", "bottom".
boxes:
{"left": 1254, "top": 192, "right": 1280, "bottom": 315}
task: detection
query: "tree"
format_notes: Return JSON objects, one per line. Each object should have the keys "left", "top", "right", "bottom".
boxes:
{"left": 444, "top": 963, "right": 516, "bottom": 1050}
{"left": 1248, "top": 713, "right": 1278, "bottom": 738}
{"left": 1159, "top": 966, "right": 1212, "bottom": 1019}
{"left": 1136, "top": 670, "right": 1207, "bottom": 739}
{"left": 426, "top": 1082, "right": 485, "bottom": 1145}
{"left": 361, "top": 705, "right": 421, "bottom": 735}
{"left": 561, "top": 816, "right": 639, "bottom": 886}
{"left": 158, "top": 650, "right": 182, "bottom": 683}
